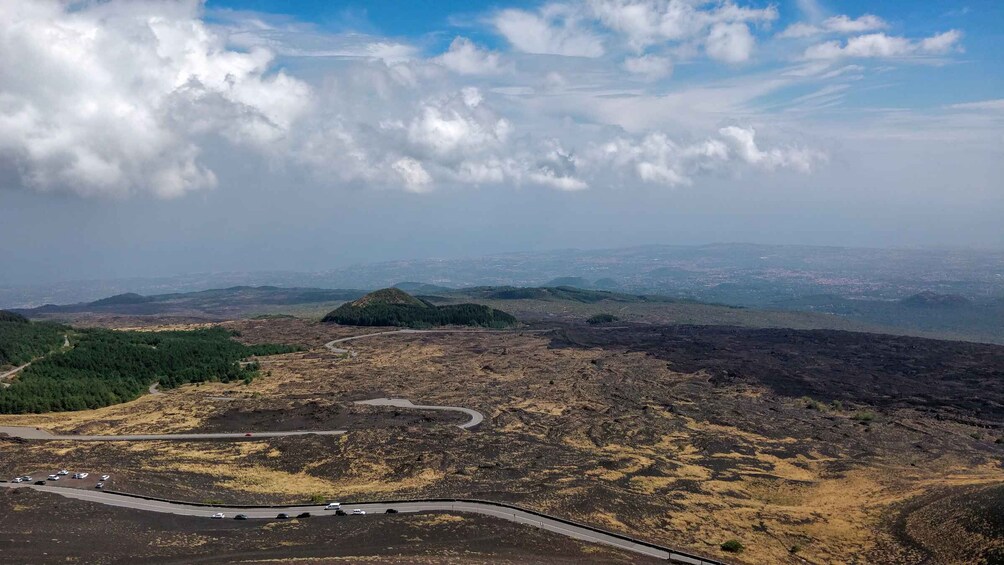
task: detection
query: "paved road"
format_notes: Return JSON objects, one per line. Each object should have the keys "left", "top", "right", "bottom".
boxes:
{"left": 323, "top": 328, "right": 555, "bottom": 355}
{"left": 355, "top": 398, "right": 484, "bottom": 429}
{"left": 0, "top": 396, "right": 483, "bottom": 441}
{"left": 0, "top": 426, "right": 347, "bottom": 441}
{"left": 0, "top": 483, "right": 724, "bottom": 564}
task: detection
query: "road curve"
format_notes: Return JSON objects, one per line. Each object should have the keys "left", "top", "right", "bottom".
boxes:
{"left": 355, "top": 398, "right": 484, "bottom": 429}
{"left": 0, "top": 483, "right": 725, "bottom": 565}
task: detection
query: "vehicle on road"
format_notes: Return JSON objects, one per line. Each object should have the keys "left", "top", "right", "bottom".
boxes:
{"left": 352, "top": 509, "right": 366, "bottom": 515}
{"left": 244, "top": 433, "right": 252, "bottom": 437}
{"left": 385, "top": 508, "right": 398, "bottom": 513}
{"left": 276, "top": 513, "right": 289, "bottom": 519}
{"left": 211, "top": 513, "right": 225, "bottom": 519}
{"left": 34, "top": 480, "right": 45, "bottom": 485}
{"left": 297, "top": 512, "right": 311, "bottom": 518}
{"left": 57, "top": 470, "right": 68, "bottom": 476}
{"left": 100, "top": 475, "right": 110, "bottom": 481}
{"left": 325, "top": 502, "right": 341, "bottom": 510}
{"left": 334, "top": 509, "right": 346, "bottom": 516}
{"left": 234, "top": 514, "right": 248, "bottom": 520}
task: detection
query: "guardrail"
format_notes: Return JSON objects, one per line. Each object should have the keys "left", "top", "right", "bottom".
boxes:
{"left": 99, "top": 489, "right": 726, "bottom": 564}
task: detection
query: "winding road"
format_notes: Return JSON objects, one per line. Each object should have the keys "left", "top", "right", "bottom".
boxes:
{"left": 1, "top": 326, "right": 727, "bottom": 564}
{"left": 0, "top": 483, "right": 723, "bottom": 564}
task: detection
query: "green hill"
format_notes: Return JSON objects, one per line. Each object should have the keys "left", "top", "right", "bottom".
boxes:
{"left": 322, "top": 288, "right": 517, "bottom": 329}
{"left": 0, "top": 310, "right": 28, "bottom": 324}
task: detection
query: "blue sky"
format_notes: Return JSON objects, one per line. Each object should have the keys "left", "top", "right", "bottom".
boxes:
{"left": 0, "top": 0, "right": 1001, "bottom": 284}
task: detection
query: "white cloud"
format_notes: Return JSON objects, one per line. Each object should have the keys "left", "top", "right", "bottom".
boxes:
{"left": 493, "top": 6, "right": 605, "bottom": 57}
{"left": 805, "top": 30, "right": 963, "bottom": 60}
{"left": 392, "top": 157, "right": 432, "bottom": 192}
{"left": 587, "top": 0, "right": 777, "bottom": 51}
{"left": 437, "top": 37, "right": 504, "bottom": 75}
{"left": 588, "top": 126, "right": 822, "bottom": 187}
{"left": 948, "top": 99, "right": 1004, "bottom": 111}
{"left": 0, "top": 0, "right": 310, "bottom": 198}
{"left": 718, "top": 126, "right": 824, "bottom": 172}
{"left": 706, "top": 22, "right": 755, "bottom": 63}
{"left": 779, "top": 14, "right": 887, "bottom": 38}
{"left": 623, "top": 54, "right": 673, "bottom": 80}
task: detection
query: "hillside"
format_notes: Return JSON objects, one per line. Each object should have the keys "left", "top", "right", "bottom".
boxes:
{"left": 14, "top": 286, "right": 368, "bottom": 322}
{"left": 0, "top": 316, "right": 65, "bottom": 368}
{"left": 322, "top": 288, "right": 517, "bottom": 329}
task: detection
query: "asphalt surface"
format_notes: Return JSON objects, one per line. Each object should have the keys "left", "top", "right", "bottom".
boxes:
{"left": 0, "top": 425, "right": 347, "bottom": 441}
{"left": 0, "top": 483, "right": 723, "bottom": 564}
{"left": 355, "top": 398, "right": 484, "bottom": 429}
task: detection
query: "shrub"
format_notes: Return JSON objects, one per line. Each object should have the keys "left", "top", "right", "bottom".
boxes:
{"left": 586, "top": 313, "right": 619, "bottom": 325}
{"left": 852, "top": 411, "right": 875, "bottom": 422}
{"left": 720, "top": 539, "right": 744, "bottom": 553}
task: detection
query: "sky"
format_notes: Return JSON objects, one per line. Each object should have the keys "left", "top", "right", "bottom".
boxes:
{"left": 0, "top": 0, "right": 1002, "bottom": 285}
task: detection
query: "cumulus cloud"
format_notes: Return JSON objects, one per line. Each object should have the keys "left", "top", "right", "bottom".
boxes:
{"left": 493, "top": 6, "right": 605, "bottom": 57}
{"left": 587, "top": 0, "right": 777, "bottom": 51}
{"left": 436, "top": 37, "right": 504, "bottom": 75}
{"left": 588, "top": 126, "right": 822, "bottom": 187}
{"left": 0, "top": 0, "right": 310, "bottom": 198}
{"left": 623, "top": 54, "right": 673, "bottom": 80}
{"left": 805, "top": 30, "right": 963, "bottom": 60}
{"left": 706, "top": 22, "right": 755, "bottom": 63}
{"left": 779, "top": 14, "right": 887, "bottom": 38}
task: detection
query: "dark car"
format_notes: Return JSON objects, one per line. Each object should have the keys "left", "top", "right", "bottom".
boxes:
{"left": 385, "top": 508, "right": 398, "bottom": 514}
{"left": 34, "top": 480, "right": 46, "bottom": 485}
{"left": 297, "top": 512, "right": 311, "bottom": 518}
{"left": 234, "top": 514, "right": 248, "bottom": 520}
{"left": 334, "top": 509, "right": 347, "bottom": 516}
{"left": 276, "top": 513, "right": 289, "bottom": 519}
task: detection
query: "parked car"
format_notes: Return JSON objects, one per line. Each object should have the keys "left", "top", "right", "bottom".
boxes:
{"left": 352, "top": 509, "right": 366, "bottom": 515}
{"left": 325, "top": 502, "right": 341, "bottom": 510}
{"left": 297, "top": 512, "right": 311, "bottom": 519}
{"left": 47, "top": 475, "right": 59, "bottom": 481}
{"left": 57, "top": 470, "right": 68, "bottom": 475}
{"left": 19, "top": 476, "right": 32, "bottom": 482}
{"left": 34, "top": 481, "right": 45, "bottom": 486}
{"left": 385, "top": 508, "right": 398, "bottom": 514}
{"left": 211, "top": 513, "right": 225, "bottom": 519}
{"left": 10, "top": 478, "right": 21, "bottom": 483}
{"left": 78, "top": 472, "right": 89, "bottom": 479}
{"left": 234, "top": 514, "right": 248, "bottom": 520}
{"left": 95, "top": 483, "right": 104, "bottom": 489}
{"left": 100, "top": 475, "right": 110, "bottom": 481}
{"left": 276, "top": 513, "right": 289, "bottom": 519}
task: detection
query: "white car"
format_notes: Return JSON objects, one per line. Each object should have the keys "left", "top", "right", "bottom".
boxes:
{"left": 100, "top": 475, "right": 110, "bottom": 481}
{"left": 324, "top": 502, "right": 341, "bottom": 510}
{"left": 211, "top": 513, "right": 225, "bottom": 519}
{"left": 10, "top": 478, "right": 22, "bottom": 483}
{"left": 47, "top": 474, "right": 58, "bottom": 480}
{"left": 57, "top": 470, "right": 69, "bottom": 476}
{"left": 351, "top": 509, "right": 366, "bottom": 515}
{"left": 95, "top": 483, "right": 104, "bottom": 489}
{"left": 78, "top": 472, "right": 89, "bottom": 479}
{"left": 20, "top": 476, "right": 32, "bottom": 482}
